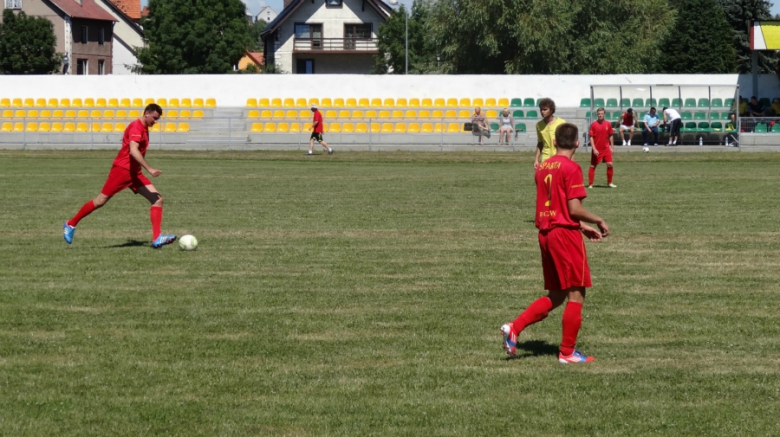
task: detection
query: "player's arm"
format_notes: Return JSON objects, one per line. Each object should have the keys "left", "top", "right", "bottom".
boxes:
{"left": 312, "top": 119, "right": 319, "bottom": 130}
{"left": 129, "top": 141, "right": 161, "bottom": 177}
{"left": 568, "top": 197, "right": 609, "bottom": 239}
{"left": 534, "top": 142, "right": 542, "bottom": 169}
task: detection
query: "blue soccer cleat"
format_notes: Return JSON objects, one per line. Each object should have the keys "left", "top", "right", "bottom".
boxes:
{"left": 63, "top": 222, "right": 75, "bottom": 244}
{"left": 500, "top": 323, "right": 517, "bottom": 356}
{"left": 151, "top": 234, "right": 176, "bottom": 248}
{"left": 558, "top": 349, "right": 595, "bottom": 364}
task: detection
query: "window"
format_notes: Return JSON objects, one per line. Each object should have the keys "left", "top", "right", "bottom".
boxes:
{"left": 295, "top": 23, "right": 322, "bottom": 48}
{"left": 77, "top": 59, "right": 88, "bottom": 75}
{"left": 326, "top": 0, "right": 342, "bottom": 6}
{"left": 5, "top": 0, "right": 22, "bottom": 9}
{"left": 344, "top": 24, "right": 372, "bottom": 49}
{"left": 296, "top": 59, "right": 314, "bottom": 74}
{"left": 98, "top": 60, "right": 104, "bottom": 75}
{"left": 81, "top": 25, "right": 88, "bottom": 44}
{"left": 98, "top": 28, "right": 105, "bottom": 45}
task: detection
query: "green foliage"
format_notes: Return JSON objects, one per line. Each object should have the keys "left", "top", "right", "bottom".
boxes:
{"left": 135, "top": 0, "right": 250, "bottom": 74}
{"left": 247, "top": 19, "right": 267, "bottom": 52}
{"left": 717, "top": 0, "right": 779, "bottom": 73}
{"left": 660, "top": 0, "right": 738, "bottom": 73}
{"left": 374, "top": 1, "right": 439, "bottom": 74}
{"left": 0, "top": 10, "right": 60, "bottom": 74}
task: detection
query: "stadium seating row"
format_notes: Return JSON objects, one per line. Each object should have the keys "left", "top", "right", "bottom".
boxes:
{"left": 245, "top": 97, "right": 540, "bottom": 109}
{"left": 250, "top": 121, "right": 529, "bottom": 134}
{"left": 0, "top": 121, "right": 190, "bottom": 133}
{"left": 1, "top": 109, "right": 205, "bottom": 119}
{"left": 581, "top": 97, "right": 738, "bottom": 109}
{"left": 247, "top": 109, "right": 539, "bottom": 120}
{"left": 585, "top": 111, "right": 736, "bottom": 121}
{"left": 0, "top": 98, "right": 216, "bottom": 109}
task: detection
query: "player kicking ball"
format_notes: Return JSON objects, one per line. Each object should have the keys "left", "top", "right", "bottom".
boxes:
{"left": 501, "top": 123, "right": 609, "bottom": 364}
{"left": 63, "top": 103, "right": 176, "bottom": 248}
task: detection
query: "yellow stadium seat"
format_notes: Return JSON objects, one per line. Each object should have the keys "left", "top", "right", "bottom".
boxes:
{"left": 408, "top": 98, "right": 420, "bottom": 108}
{"left": 378, "top": 110, "right": 390, "bottom": 118}
{"left": 277, "top": 122, "right": 289, "bottom": 133}
{"left": 445, "top": 110, "right": 456, "bottom": 118}
{"left": 61, "top": 122, "right": 75, "bottom": 132}
{"left": 358, "top": 98, "right": 370, "bottom": 107}
{"left": 329, "top": 122, "right": 341, "bottom": 133}
{"left": 391, "top": 110, "right": 403, "bottom": 119}
{"left": 370, "top": 122, "right": 381, "bottom": 133}
{"left": 13, "top": 122, "right": 23, "bottom": 131}
{"left": 1, "top": 109, "right": 12, "bottom": 118}
{"left": 446, "top": 98, "right": 458, "bottom": 107}
{"left": 308, "top": 98, "right": 319, "bottom": 107}
{"left": 381, "top": 122, "right": 394, "bottom": 133}
{"left": 486, "top": 109, "right": 498, "bottom": 118}
{"left": 35, "top": 98, "right": 46, "bottom": 107}
{"left": 498, "top": 98, "right": 509, "bottom": 107}
{"left": 180, "top": 98, "right": 192, "bottom": 107}
{"left": 258, "top": 98, "right": 269, "bottom": 107}
{"left": 23, "top": 98, "right": 34, "bottom": 107}
{"left": 281, "top": 98, "right": 293, "bottom": 108}
{"left": 394, "top": 123, "right": 407, "bottom": 133}
{"left": 432, "top": 110, "right": 444, "bottom": 118}
{"left": 299, "top": 110, "right": 309, "bottom": 118}
{"left": 434, "top": 98, "right": 446, "bottom": 107}
{"left": 342, "top": 122, "right": 354, "bottom": 133}
{"left": 473, "top": 98, "right": 484, "bottom": 107}
{"left": 421, "top": 123, "right": 433, "bottom": 133}
{"left": 404, "top": 110, "right": 417, "bottom": 118}
{"left": 421, "top": 98, "right": 432, "bottom": 108}
{"left": 167, "top": 110, "right": 179, "bottom": 119}
{"left": 485, "top": 98, "right": 497, "bottom": 107}
{"left": 251, "top": 122, "right": 263, "bottom": 132}
{"left": 447, "top": 123, "right": 460, "bottom": 133}
{"left": 338, "top": 110, "right": 350, "bottom": 119}
{"left": 433, "top": 122, "right": 444, "bottom": 133}
{"left": 458, "top": 110, "right": 470, "bottom": 118}
{"left": 331, "top": 98, "right": 343, "bottom": 107}
{"left": 303, "top": 122, "right": 312, "bottom": 131}
{"left": 96, "top": 98, "right": 107, "bottom": 108}
{"left": 191, "top": 98, "right": 203, "bottom": 108}
{"left": 50, "top": 122, "right": 64, "bottom": 132}
{"left": 264, "top": 122, "right": 276, "bottom": 133}
{"left": 408, "top": 122, "right": 420, "bottom": 133}
{"left": 39, "top": 110, "right": 51, "bottom": 118}
{"left": 271, "top": 98, "right": 282, "bottom": 107}
{"left": 83, "top": 98, "right": 94, "bottom": 108}
{"left": 169, "top": 98, "right": 180, "bottom": 108}
{"left": 351, "top": 110, "right": 364, "bottom": 119}
{"left": 0, "top": 122, "right": 12, "bottom": 132}
{"left": 290, "top": 122, "right": 301, "bottom": 133}
{"left": 109, "top": 98, "right": 120, "bottom": 107}
{"left": 102, "top": 110, "right": 114, "bottom": 119}
{"left": 115, "top": 110, "right": 127, "bottom": 119}
{"left": 65, "top": 110, "right": 76, "bottom": 118}
{"left": 246, "top": 98, "right": 258, "bottom": 107}
{"left": 14, "top": 110, "right": 25, "bottom": 118}
{"left": 346, "top": 98, "right": 357, "bottom": 108}
{"left": 418, "top": 110, "right": 430, "bottom": 118}
{"left": 179, "top": 110, "right": 191, "bottom": 118}
{"left": 101, "top": 122, "right": 113, "bottom": 133}
{"left": 114, "top": 122, "right": 126, "bottom": 132}
{"left": 0, "top": 98, "right": 10, "bottom": 106}
{"left": 149, "top": 123, "right": 160, "bottom": 132}
{"left": 90, "top": 110, "right": 102, "bottom": 118}
{"left": 365, "top": 110, "right": 377, "bottom": 118}
{"left": 129, "top": 110, "right": 140, "bottom": 118}
{"left": 273, "top": 110, "right": 285, "bottom": 118}
{"left": 25, "top": 122, "right": 38, "bottom": 132}
{"left": 90, "top": 122, "right": 101, "bottom": 132}
{"left": 131, "top": 98, "right": 142, "bottom": 107}
{"left": 27, "top": 110, "right": 39, "bottom": 118}
{"left": 52, "top": 110, "right": 63, "bottom": 118}
{"left": 144, "top": 98, "right": 155, "bottom": 106}
{"left": 163, "top": 123, "right": 176, "bottom": 133}
{"left": 60, "top": 98, "right": 72, "bottom": 107}
{"left": 321, "top": 98, "right": 333, "bottom": 107}
{"left": 325, "top": 110, "right": 337, "bottom": 118}
{"left": 175, "top": 122, "right": 189, "bottom": 132}
{"left": 76, "top": 122, "right": 89, "bottom": 132}
{"left": 286, "top": 109, "right": 298, "bottom": 118}
{"left": 39, "top": 122, "right": 51, "bottom": 132}
{"left": 248, "top": 110, "right": 260, "bottom": 118}
{"left": 77, "top": 110, "right": 90, "bottom": 119}
{"left": 396, "top": 98, "right": 408, "bottom": 107}
{"left": 355, "top": 122, "right": 368, "bottom": 133}
{"left": 156, "top": 98, "right": 168, "bottom": 107}
{"left": 11, "top": 98, "right": 22, "bottom": 107}
{"left": 370, "top": 98, "right": 382, "bottom": 107}
{"left": 383, "top": 98, "right": 395, "bottom": 107}
{"left": 261, "top": 110, "right": 272, "bottom": 118}
{"left": 295, "top": 98, "right": 308, "bottom": 108}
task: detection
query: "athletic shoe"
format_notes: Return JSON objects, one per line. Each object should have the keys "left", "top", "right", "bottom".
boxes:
{"left": 587, "top": 185, "right": 593, "bottom": 189}
{"left": 558, "top": 349, "right": 594, "bottom": 364}
{"left": 643, "top": 143, "right": 648, "bottom": 147}
{"left": 151, "top": 234, "right": 176, "bottom": 248}
{"left": 305, "top": 152, "right": 314, "bottom": 155}
{"left": 328, "top": 148, "right": 334, "bottom": 155}
{"left": 608, "top": 183, "right": 617, "bottom": 188}
{"left": 63, "top": 222, "right": 75, "bottom": 244}
{"left": 500, "top": 323, "right": 517, "bottom": 356}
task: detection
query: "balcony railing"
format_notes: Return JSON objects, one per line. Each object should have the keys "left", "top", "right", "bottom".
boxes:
{"left": 292, "top": 38, "right": 378, "bottom": 52}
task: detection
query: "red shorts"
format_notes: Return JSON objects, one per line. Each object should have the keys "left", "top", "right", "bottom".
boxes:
{"left": 591, "top": 150, "right": 612, "bottom": 166}
{"left": 538, "top": 227, "right": 592, "bottom": 291}
{"left": 100, "top": 165, "right": 151, "bottom": 197}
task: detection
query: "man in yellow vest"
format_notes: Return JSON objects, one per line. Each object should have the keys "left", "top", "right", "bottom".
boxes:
{"left": 534, "top": 98, "right": 566, "bottom": 169}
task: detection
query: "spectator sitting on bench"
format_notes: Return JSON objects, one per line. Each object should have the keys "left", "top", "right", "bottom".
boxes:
{"left": 748, "top": 96, "right": 766, "bottom": 117}
{"left": 770, "top": 98, "right": 780, "bottom": 116}
{"left": 471, "top": 107, "right": 490, "bottom": 145}
{"left": 497, "top": 108, "right": 515, "bottom": 146}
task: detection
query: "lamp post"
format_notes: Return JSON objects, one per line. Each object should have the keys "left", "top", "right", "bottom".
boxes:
{"left": 388, "top": 0, "right": 408, "bottom": 74}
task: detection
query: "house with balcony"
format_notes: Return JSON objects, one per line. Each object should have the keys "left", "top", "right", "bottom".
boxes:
{"left": 261, "top": 0, "right": 391, "bottom": 74}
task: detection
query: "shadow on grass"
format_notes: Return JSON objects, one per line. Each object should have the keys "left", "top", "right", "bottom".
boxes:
{"left": 505, "top": 340, "right": 559, "bottom": 360}
{"left": 106, "top": 239, "right": 148, "bottom": 248}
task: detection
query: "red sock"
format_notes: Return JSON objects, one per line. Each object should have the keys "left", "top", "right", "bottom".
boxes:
{"left": 510, "top": 296, "right": 553, "bottom": 335}
{"left": 560, "top": 301, "right": 583, "bottom": 356}
{"left": 588, "top": 167, "right": 595, "bottom": 186}
{"left": 607, "top": 167, "right": 614, "bottom": 184}
{"left": 67, "top": 200, "right": 96, "bottom": 227}
{"left": 150, "top": 206, "right": 162, "bottom": 240}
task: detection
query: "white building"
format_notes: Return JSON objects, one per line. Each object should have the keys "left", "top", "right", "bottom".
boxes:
{"left": 261, "top": 0, "right": 391, "bottom": 74}
{"left": 95, "top": 0, "right": 144, "bottom": 74}
{"left": 256, "top": 6, "right": 277, "bottom": 23}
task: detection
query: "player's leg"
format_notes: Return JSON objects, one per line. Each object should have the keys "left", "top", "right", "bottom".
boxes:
{"left": 652, "top": 127, "right": 659, "bottom": 146}
{"left": 320, "top": 136, "right": 333, "bottom": 154}
{"left": 588, "top": 152, "right": 599, "bottom": 187}
{"left": 308, "top": 135, "right": 315, "bottom": 154}
{"left": 628, "top": 126, "right": 634, "bottom": 145}
{"left": 619, "top": 126, "right": 626, "bottom": 145}
{"left": 642, "top": 127, "right": 649, "bottom": 146}
{"left": 558, "top": 286, "right": 594, "bottom": 363}
{"left": 136, "top": 184, "right": 175, "bottom": 247}
{"left": 64, "top": 166, "right": 130, "bottom": 244}
{"left": 606, "top": 160, "right": 615, "bottom": 188}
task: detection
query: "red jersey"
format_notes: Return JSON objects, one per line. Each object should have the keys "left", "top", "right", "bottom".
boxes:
{"left": 621, "top": 112, "right": 635, "bottom": 126}
{"left": 313, "top": 110, "right": 324, "bottom": 133}
{"left": 112, "top": 119, "right": 149, "bottom": 173}
{"left": 535, "top": 155, "right": 587, "bottom": 231}
{"left": 588, "top": 120, "right": 613, "bottom": 152}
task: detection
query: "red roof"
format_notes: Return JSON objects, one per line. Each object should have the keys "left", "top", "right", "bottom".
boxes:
{"left": 107, "top": 0, "right": 140, "bottom": 20}
{"left": 48, "top": 0, "right": 118, "bottom": 21}
{"left": 246, "top": 52, "right": 265, "bottom": 66}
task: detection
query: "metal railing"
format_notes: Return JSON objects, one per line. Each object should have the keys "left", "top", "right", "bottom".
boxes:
{"left": 292, "top": 38, "right": 378, "bottom": 51}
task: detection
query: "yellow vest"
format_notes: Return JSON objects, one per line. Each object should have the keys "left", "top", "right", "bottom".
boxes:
{"left": 536, "top": 117, "right": 566, "bottom": 162}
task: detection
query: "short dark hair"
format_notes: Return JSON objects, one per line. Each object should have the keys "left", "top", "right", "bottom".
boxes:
{"left": 144, "top": 103, "right": 163, "bottom": 116}
{"left": 662, "top": 106, "right": 668, "bottom": 113}
{"left": 538, "top": 98, "right": 555, "bottom": 114}
{"left": 554, "top": 123, "right": 578, "bottom": 149}
{"left": 596, "top": 107, "right": 605, "bottom": 113}
{"left": 751, "top": 96, "right": 758, "bottom": 100}
{"left": 650, "top": 106, "right": 656, "bottom": 111}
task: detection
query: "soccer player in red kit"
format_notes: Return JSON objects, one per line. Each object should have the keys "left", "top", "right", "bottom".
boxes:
{"left": 63, "top": 103, "right": 176, "bottom": 248}
{"left": 501, "top": 123, "right": 609, "bottom": 364}
{"left": 588, "top": 108, "right": 617, "bottom": 188}
{"left": 306, "top": 104, "right": 333, "bottom": 156}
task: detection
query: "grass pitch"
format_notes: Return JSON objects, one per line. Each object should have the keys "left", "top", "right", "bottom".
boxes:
{"left": 1, "top": 150, "right": 779, "bottom": 436}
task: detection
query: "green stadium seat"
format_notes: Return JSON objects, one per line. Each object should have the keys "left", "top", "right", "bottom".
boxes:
{"left": 697, "top": 122, "right": 711, "bottom": 132}
{"left": 658, "top": 98, "right": 670, "bottom": 108}
{"left": 514, "top": 123, "right": 526, "bottom": 132}
{"left": 710, "top": 121, "right": 723, "bottom": 131}
{"left": 585, "top": 111, "right": 592, "bottom": 119}
{"left": 645, "top": 98, "right": 657, "bottom": 108}
{"left": 594, "top": 98, "right": 605, "bottom": 108}
{"left": 510, "top": 98, "right": 523, "bottom": 108}
{"left": 526, "top": 110, "right": 538, "bottom": 118}
{"left": 671, "top": 98, "right": 682, "bottom": 107}
{"left": 523, "top": 98, "right": 535, "bottom": 107}
{"left": 580, "top": 98, "right": 591, "bottom": 108}
{"left": 606, "top": 98, "right": 618, "bottom": 108}
{"left": 720, "top": 112, "right": 732, "bottom": 120}
{"left": 620, "top": 98, "right": 630, "bottom": 108}
{"left": 490, "top": 122, "right": 499, "bottom": 132}
{"left": 632, "top": 98, "right": 644, "bottom": 108}
{"left": 724, "top": 98, "right": 734, "bottom": 108}
{"left": 754, "top": 123, "right": 767, "bottom": 133}
{"left": 694, "top": 112, "right": 707, "bottom": 120}
{"left": 512, "top": 110, "right": 524, "bottom": 118}
{"left": 640, "top": 111, "right": 648, "bottom": 119}
{"left": 681, "top": 112, "right": 693, "bottom": 120}
{"left": 697, "top": 98, "right": 710, "bottom": 107}
{"left": 684, "top": 98, "right": 696, "bottom": 107}
{"left": 536, "top": 98, "right": 544, "bottom": 106}
{"left": 711, "top": 98, "right": 723, "bottom": 108}
{"left": 772, "top": 123, "right": 780, "bottom": 133}
{"left": 681, "top": 121, "right": 697, "bottom": 132}
{"left": 610, "top": 121, "right": 618, "bottom": 129}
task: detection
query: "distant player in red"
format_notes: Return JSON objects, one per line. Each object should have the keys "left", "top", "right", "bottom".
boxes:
{"left": 588, "top": 108, "right": 616, "bottom": 188}
{"left": 501, "top": 123, "right": 609, "bottom": 364}
{"left": 306, "top": 104, "right": 333, "bottom": 155}
{"left": 63, "top": 103, "right": 177, "bottom": 248}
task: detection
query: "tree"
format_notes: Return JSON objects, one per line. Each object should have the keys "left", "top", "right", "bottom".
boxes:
{"left": 374, "top": 1, "right": 439, "bottom": 74}
{"left": 717, "top": 0, "right": 778, "bottom": 73}
{"left": 660, "top": 0, "right": 738, "bottom": 73}
{"left": 135, "top": 0, "right": 250, "bottom": 74}
{"left": 0, "top": 10, "right": 60, "bottom": 74}
{"left": 248, "top": 19, "right": 267, "bottom": 52}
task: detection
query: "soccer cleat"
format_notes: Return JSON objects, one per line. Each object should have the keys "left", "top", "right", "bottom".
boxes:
{"left": 305, "top": 151, "right": 313, "bottom": 155}
{"left": 558, "top": 349, "right": 594, "bottom": 364}
{"left": 328, "top": 148, "right": 333, "bottom": 155}
{"left": 587, "top": 185, "right": 593, "bottom": 189}
{"left": 500, "top": 323, "right": 517, "bottom": 356}
{"left": 63, "top": 222, "right": 75, "bottom": 244}
{"left": 151, "top": 234, "right": 176, "bottom": 248}
{"left": 608, "top": 183, "right": 617, "bottom": 188}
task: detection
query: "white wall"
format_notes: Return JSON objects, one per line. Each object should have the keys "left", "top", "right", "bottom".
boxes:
{"left": 112, "top": 38, "right": 138, "bottom": 75}
{"left": 0, "top": 74, "right": 777, "bottom": 107}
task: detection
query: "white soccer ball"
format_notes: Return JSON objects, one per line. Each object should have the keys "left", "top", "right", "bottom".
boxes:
{"left": 178, "top": 234, "right": 198, "bottom": 251}
{"left": 642, "top": 146, "right": 650, "bottom": 152}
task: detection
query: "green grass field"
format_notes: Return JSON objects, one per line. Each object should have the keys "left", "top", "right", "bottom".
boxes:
{"left": 1, "top": 150, "right": 779, "bottom": 436}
